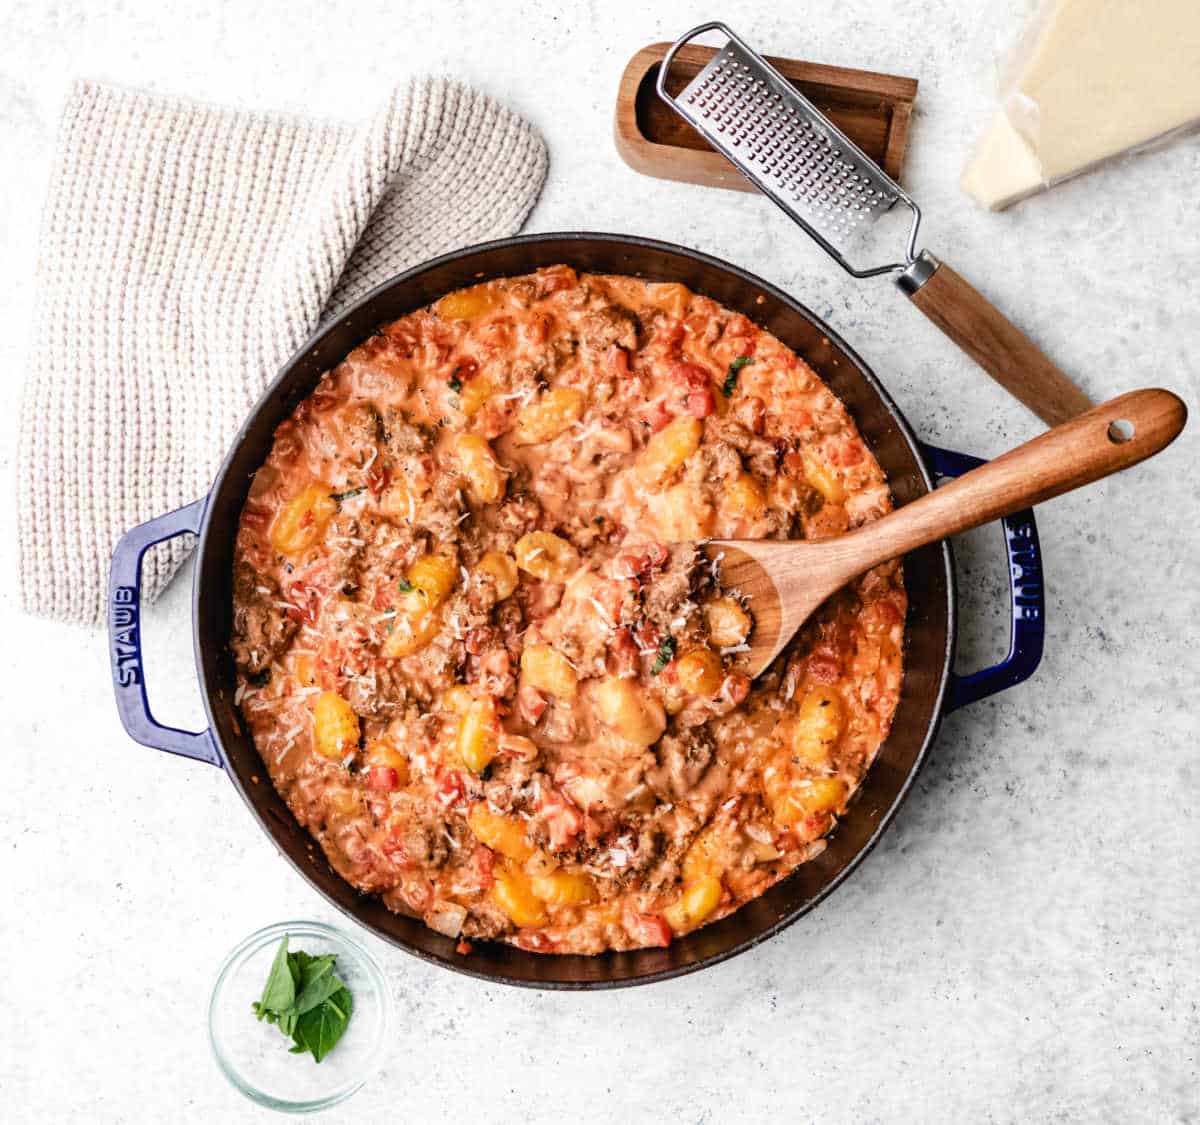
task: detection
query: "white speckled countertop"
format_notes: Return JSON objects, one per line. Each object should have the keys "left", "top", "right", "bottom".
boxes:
{"left": 1, "top": 1, "right": 1196, "bottom": 1121}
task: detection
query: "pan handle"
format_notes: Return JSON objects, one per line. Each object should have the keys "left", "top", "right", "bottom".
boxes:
{"left": 108, "top": 499, "right": 221, "bottom": 766}
{"left": 920, "top": 444, "right": 1045, "bottom": 713}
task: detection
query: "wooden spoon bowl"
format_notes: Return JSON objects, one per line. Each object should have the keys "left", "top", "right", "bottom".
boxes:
{"left": 705, "top": 388, "right": 1187, "bottom": 678}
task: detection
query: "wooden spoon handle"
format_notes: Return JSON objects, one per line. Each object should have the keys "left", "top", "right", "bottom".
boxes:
{"left": 904, "top": 257, "right": 1095, "bottom": 427}
{"left": 839, "top": 388, "right": 1186, "bottom": 577}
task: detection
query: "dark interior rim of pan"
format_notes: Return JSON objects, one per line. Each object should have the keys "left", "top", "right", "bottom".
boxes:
{"left": 193, "top": 232, "right": 955, "bottom": 988}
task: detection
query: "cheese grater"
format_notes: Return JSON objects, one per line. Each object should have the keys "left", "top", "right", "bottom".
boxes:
{"left": 657, "top": 22, "right": 1093, "bottom": 427}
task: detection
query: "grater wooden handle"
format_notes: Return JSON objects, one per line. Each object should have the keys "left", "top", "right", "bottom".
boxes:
{"left": 901, "top": 254, "right": 1094, "bottom": 427}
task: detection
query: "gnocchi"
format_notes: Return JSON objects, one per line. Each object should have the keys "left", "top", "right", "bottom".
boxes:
{"left": 513, "top": 386, "right": 586, "bottom": 444}
{"left": 234, "top": 267, "right": 905, "bottom": 956}
{"left": 270, "top": 484, "right": 337, "bottom": 555}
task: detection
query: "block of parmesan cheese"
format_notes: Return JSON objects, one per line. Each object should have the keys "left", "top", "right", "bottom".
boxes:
{"left": 962, "top": 0, "right": 1200, "bottom": 210}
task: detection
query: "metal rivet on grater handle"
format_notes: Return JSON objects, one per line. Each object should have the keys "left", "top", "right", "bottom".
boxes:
{"left": 659, "top": 22, "right": 923, "bottom": 278}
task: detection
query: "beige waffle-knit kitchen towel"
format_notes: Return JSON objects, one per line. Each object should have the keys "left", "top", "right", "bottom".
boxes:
{"left": 17, "top": 78, "right": 548, "bottom": 625}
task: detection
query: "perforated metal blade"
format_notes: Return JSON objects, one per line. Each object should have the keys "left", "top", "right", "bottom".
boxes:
{"left": 658, "top": 22, "right": 922, "bottom": 278}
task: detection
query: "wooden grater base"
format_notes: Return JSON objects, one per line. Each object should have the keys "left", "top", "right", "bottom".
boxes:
{"left": 615, "top": 42, "right": 918, "bottom": 191}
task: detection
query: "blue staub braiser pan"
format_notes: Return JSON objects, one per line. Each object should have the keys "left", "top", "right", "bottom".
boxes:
{"left": 108, "top": 234, "right": 1044, "bottom": 989}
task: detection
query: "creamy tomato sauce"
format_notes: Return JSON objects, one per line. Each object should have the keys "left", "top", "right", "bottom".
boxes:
{"left": 231, "top": 267, "right": 905, "bottom": 955}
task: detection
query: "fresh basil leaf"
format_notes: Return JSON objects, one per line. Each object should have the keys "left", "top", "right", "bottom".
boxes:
{"left": 256, "top": 936, "right": 295, "bottom": 1015}
{"left": 291, "top": 987, "right": 353, "bottom": 1063}
{"left": 295, "top": 967, "right": 344, "bottom": 1015}
{"left": 299, "top": 954, "right": 336, "bottom": 989}
{"left": 252, "top": 938, "right": 354, "bottom": 1063}
{"left": 286, "top": 951, "right": 305, "bottom": 990}
{"left": 651, "top": 636, "right": 677, "bottom": 676}
{"left": 722, "top": 355, "right": 754, "bottom": 398}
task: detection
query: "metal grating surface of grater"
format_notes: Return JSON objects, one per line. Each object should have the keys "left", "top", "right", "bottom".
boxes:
{"left": 659, "top": 23, "right": 922, "bottom": 278}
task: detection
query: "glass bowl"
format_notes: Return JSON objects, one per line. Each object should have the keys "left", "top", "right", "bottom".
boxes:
{"left": 208, "top": 920, "right": 392, "bottom": 1113}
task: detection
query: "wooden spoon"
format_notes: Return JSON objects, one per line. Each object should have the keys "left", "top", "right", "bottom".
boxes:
{"left": 705, "top": 388, "right": 1187, "bottom": 678}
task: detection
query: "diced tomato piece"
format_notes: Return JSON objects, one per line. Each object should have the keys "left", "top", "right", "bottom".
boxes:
{"left": 380, "top": 825, "right": 411, "bottom": 864}
{"left": 612, "top": 554, "right": 639, "bottom": 581}
{"left": 450, "top": 356, "right": 479, "bottom": 385}
{"left": 284, "top": 581, "right": 325, "bottom": 626}
{"left": 654, "top": 318, "right": 686, "bottom": 352}
{"left": 536, "top": 785, "right": 584, "bottom": 850}
{"left": 806, "top": 654, "right": 841, "bottom": 684}
{"left": 733, "top": 395, "right": 766, "bottom": 434}
{"left": 517, "top": 683, "right": 548, "bottom": 725}
{"left": 366, "top": 463, "right": 392, "bottom": 499}
{"left": 625, "top": 911, "right": 673, "bottom": 948}
{"left": 455, "top": 939, "right": 474, "bottom": 955}
{"left": 828, "top": 438, "right": 865, "bottom": 467}
{"left": 611, "top": 547, "right": 666, "bottom": 589}
{"left": 534, "top": 265, "right": 577, "bottom": 296}
{"left": 367, "top": 766, "right": 400, "bottom": 791}
{"left": 434, "top": 769, "right": 467, "bottom": 810}
{"left": 383, "top": 322, "right": 420, "bottom": 358}
{"left": 589, "top": 577, "right": 629, "bottom": 620}
{"left": 609, "top": 345, "right": 631, "bottom": 377}
{"left": 640, "top": 398, "right": 675, "bottom": 432}
{"left": 669, "top": 359, "right": 713, "bottom": 391}
{"left": 782, "top": 408, "right": 813, "bottom": 434}
{"left": 685, "top": 386, "right": 717, "bottom": 418}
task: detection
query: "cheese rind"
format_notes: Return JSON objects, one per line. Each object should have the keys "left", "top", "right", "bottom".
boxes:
{"left": 963, "top": 0, "right": 1200, "bottom": 210}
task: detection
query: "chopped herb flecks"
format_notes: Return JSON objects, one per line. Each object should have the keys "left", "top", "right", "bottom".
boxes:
{"left": 448, "top": 370, "right": 464, "bottom": 395}
{"left": 397, "top": 578, "right": 415, "bottom": 594}
{"left": 723, "top": 355, "right": 755, "bottom": 397}
{"left": 329, "top": 486, "right": 365, "bottom": 503}
{"left": 651, "top": 636, "right": 677, "bottom": 675}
